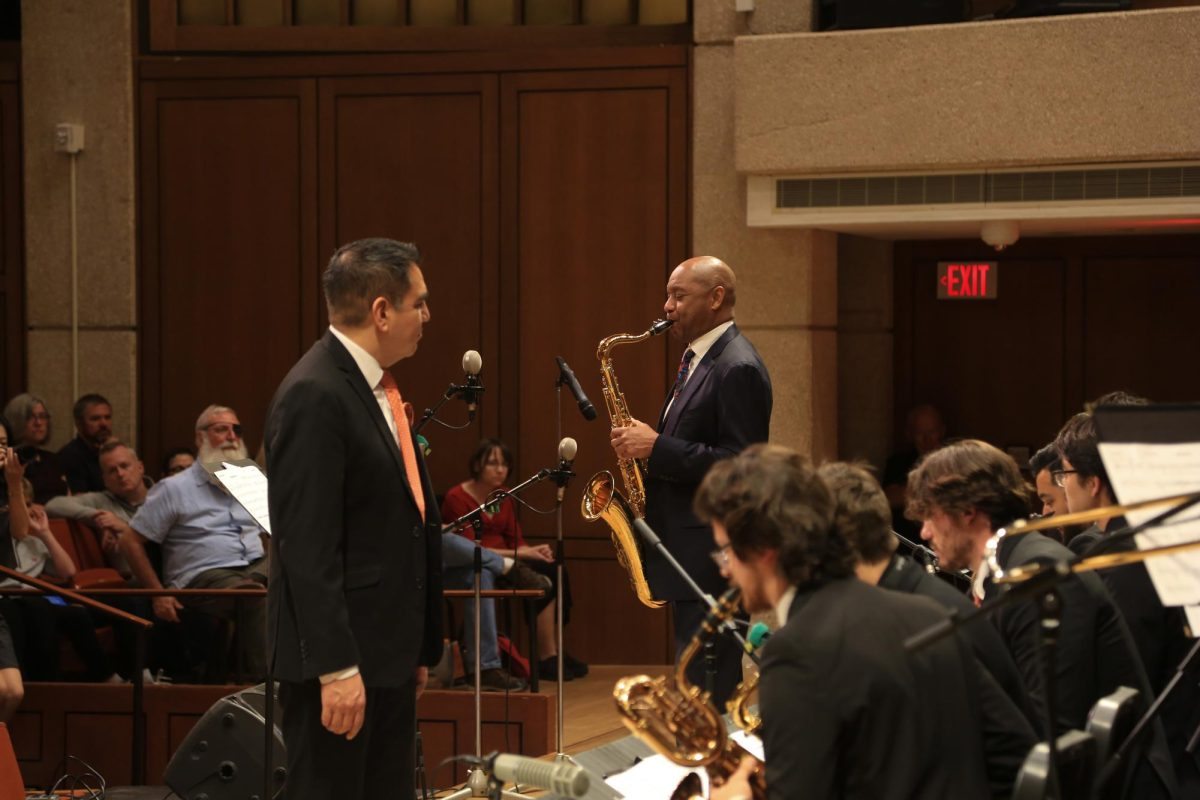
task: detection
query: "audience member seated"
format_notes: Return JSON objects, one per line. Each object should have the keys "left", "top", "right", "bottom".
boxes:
{"left": 46, "top": 441, "right": 148, "bottom": 579}
{"left": 160, "top": 446, "right": 195, "bottom": 479}
{"left": 442, "top": 438, "right": 588, "bottom": 683}
{"left": 882, "top": 403, "right": 946, "bottom": 541}
{"left": 57, "top": 394, "right": 115, "bottom": 494}
{"left": 122, "top": 405, "right": 267, "bottom": 681}
{"left": 0, "top": 611, "right": 22, "bottom": 721}
{"left": 2, "top": 393, "right": 69, "bottom": 503}
{"left": 0, "top": 466, "right": 120, "bottom": 683}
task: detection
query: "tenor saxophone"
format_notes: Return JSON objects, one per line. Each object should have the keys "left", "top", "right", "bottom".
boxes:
{"left": 613, "top": 589, "right": 766, "bottom": 800}
{"left": 580, "top": 318, "right": 673, "bottom": 609}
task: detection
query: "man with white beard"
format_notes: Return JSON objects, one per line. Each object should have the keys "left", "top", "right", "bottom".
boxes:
{"left": 121, "top": 405, "right": 268, "bottom": 679}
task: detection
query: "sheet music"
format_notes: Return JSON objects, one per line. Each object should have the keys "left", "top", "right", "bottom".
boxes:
{"left": 604, "top": 755, "right": 704, "bottom": 799}
{"left": 1097, "top": 442, "right": 1200, "bottom": 606}
{"left": 1186, "top": 605, "right": 1200, "bottom": 638}
{"left": 214, "top": 461, "right": 272, "bottom": 535}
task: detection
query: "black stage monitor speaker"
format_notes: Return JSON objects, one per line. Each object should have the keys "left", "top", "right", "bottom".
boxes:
{"left": 820, "top": 0, "right": 967, "bottom": 30}
{"left": 165, "top": 684, "right": 287, "bottom": 800}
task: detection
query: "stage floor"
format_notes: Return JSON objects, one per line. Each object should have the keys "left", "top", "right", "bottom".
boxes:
{"left": 430, "top": 664, "right": 668, "bottom": 798}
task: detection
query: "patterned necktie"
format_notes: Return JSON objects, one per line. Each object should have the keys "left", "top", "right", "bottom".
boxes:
{"left": 379, "top": 371, "right": 426, "bottom": 522}
{"left": 672, "top": 349, "right": 696, "bottom": 400}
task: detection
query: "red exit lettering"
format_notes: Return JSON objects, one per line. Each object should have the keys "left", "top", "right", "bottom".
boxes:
{"left": 937, "top": 261, "right": 998, "bottom": 300}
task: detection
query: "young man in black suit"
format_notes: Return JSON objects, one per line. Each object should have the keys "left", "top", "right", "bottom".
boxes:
{"left": 610, "top": 255, "right": 772, "bottom": 707}
{"left": 820, "top": 461, "right": 1036, "bottom": 798}
{"left": 265, "top": 239, "right": 443, "bottom": 800}
{"left": 907, "top": 439, "right": 1178, "bottom": 800}
{"left": 697, "top": 444, "right": 990, "bottom": 800}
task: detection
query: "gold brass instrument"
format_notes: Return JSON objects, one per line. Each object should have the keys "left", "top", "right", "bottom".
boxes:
{"left": 613, "top": 589, "right": 766, "bottom": 800}
{"left": 986, "top": 491, "right": 1200, "bottom": 585}
{"left": 581, "top": 318, "right": 673, "bottom": 609}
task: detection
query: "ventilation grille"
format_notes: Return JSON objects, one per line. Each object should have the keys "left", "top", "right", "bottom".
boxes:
{"left": 776, "top": 166, "right": 1200, "bottom": 209}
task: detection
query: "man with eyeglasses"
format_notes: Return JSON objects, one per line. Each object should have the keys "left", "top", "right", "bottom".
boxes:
{"left": 120, "top": 404, "right": 268, "bottom": 680}
{"left": 1055, "top": 409, "right": 1200, "bottom": 792}
{"left": 699, "top": 444, "right": 990, "bottom": 800}
{"left": 908, "top": 439, "right": 1178, "bottom": 800}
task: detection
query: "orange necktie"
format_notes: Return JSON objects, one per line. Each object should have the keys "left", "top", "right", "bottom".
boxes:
{"left": 379, "top": 371, "right": 426, "bottom": 522}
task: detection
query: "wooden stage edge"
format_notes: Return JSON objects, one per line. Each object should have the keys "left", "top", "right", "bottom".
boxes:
{"left": 7, "top": 665, "right": 667, "bottom": 795}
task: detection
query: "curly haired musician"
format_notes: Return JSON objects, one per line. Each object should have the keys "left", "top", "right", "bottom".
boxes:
{"left": 696, "top": 444, "right": 989, "bottom": 800}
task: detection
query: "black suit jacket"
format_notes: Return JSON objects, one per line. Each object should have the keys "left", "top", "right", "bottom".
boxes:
{"left": 760, "top": 578, "right": 990, "bottom": 800}
{"left": 644, "top": 324, "right": 771, "bottom": 599}
{"left": 265, "top": 331, "right": 443, "bottom": 686}
{"left": 879, "top": 554, "right": 1037, "bottom": 798}
{"left": 987, "top": 531, "right": 1177, "bottom": 799}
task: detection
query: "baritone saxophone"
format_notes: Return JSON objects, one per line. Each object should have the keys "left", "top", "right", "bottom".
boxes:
{"left": 613, "top": 588, "right": 766, "bottom": 800}
{"left": 580, "top": 318, "right": 673, "bottom": 609}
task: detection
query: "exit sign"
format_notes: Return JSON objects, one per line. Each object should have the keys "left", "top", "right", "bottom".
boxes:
{"left": 938, "top": 261, "right": 998, "bottom": 300}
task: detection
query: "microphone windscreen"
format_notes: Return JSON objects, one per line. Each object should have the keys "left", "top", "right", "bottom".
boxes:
{"left": 558, "top": 437, "right": 578, "bottom": 462}
{"left": 462, "top": 350, "right": 483, "bottom": 375}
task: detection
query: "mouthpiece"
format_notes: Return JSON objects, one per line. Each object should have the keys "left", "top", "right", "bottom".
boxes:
{"left": 650, "top": 319, "right": 674, "bottom": 336}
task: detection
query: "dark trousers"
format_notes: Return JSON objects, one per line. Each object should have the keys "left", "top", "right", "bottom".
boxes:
{"left": 279, "top": 677, "right": 416, "bottom": 800}
{"left": 673, "top": 598, "right": 745, "bottom": 710}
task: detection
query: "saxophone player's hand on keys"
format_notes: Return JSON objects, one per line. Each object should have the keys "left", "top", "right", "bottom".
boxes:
{"left": 610, "top": 419, "right": 658, "bottom": 460}
{"left": 709, "top": 755, "right": 758, "bottom": 800}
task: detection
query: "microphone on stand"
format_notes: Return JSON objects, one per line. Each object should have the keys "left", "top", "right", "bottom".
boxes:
{"left": 551, "top": 437, "right": 578, "bottom": 502}
{"left": 555, "top": 357, "right": 597, "bottom": 422}
{"left": 483, "top": 752, "right": 591, "bottom": 798}
{"left": 461, "top": 350, "right": 483, "bottom": 421}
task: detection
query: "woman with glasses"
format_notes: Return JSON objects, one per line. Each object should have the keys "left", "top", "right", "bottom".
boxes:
{"left": 2, "top": 393, "right": 69, "bottom": 503}
{"left": 441, "top": 438, "right": 588, "bottom": 682}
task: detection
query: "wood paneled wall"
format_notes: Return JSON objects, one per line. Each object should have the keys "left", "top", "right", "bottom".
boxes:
{"left": 138, "top": 48, "right": 688, "bottom": 665}
{"left": 0, "top": 55, "right": 21, "bottom": 403}
{"left": 893, "top": 235, "right": 1200, "bottom": 457}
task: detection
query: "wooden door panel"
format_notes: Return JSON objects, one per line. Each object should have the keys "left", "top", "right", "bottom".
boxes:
{"left": 140, "top": 79, "right": 319, "bottom": 466}
{"left": 319, "top": 74, "right": 498, "bottom": 496}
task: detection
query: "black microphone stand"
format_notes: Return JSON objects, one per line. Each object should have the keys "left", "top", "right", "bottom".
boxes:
{"left": 444, "top": 468, "right": 564, "bottom": 800}
{"left": 551, "top": 371, "right": 576, "bottom": 764}
{"left": 414, "top": 379, "right": 482, "bottom": 434}
{"left": 631, "top": 516, "right": 760, "bottom": 692}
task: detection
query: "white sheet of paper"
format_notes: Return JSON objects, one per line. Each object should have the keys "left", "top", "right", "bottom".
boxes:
{"left": 604, "top": 754, "right": 705, "bottom": 800}
{"left": 731, "top": 729, "right": 765, "bottom": 761}
{"left": 214, "top": 461, "right": 272, "bottom": 535}
{"left": 1097, "top": 442, "right": 1200, "bottom": 606}
{"left": 1186, "top": 605, "right": 1200, "bottom": 637}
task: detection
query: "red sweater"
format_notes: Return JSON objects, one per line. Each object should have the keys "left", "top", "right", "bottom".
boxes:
{"left": 440, "top": 483, "right": 527, "bottom": 551}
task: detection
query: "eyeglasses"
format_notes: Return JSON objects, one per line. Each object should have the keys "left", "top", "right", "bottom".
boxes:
{"left": 710, "top": 543, "right": 732, "bottom": 570}
{"left": 203, "top": 423, "right": 243, "bottom": 438}
{"left": 1051, "top": 469, "right": 1078, "bottom": 489}
{"left": 29, "top": 412, "right": 50, "bottom": 421}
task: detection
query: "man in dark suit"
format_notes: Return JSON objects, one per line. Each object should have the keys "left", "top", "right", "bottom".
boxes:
{"left": 819, "top": 461, "right": 1036, "bottom": 798}
{"left": 696, "top": 444, "right": 991, "bottom": 800}
{"left": 610, "top": 255, "right": 771, "bottom": 707}
{"left": 265, "top": 238, "right": 442, "bottom": 800}
{"left": 1055, "top": 410, "right": 1200, "bottom": 793}
{"left": 907, "top": 439, "right": 1178, "bottom": 800}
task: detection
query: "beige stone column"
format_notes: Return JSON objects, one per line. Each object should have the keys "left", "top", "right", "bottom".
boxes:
{"left": 693, "top": 1, "right": 838, "bottom": 461}
{"left": 21, "top": 0, "right": 137, "bottom": 450}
